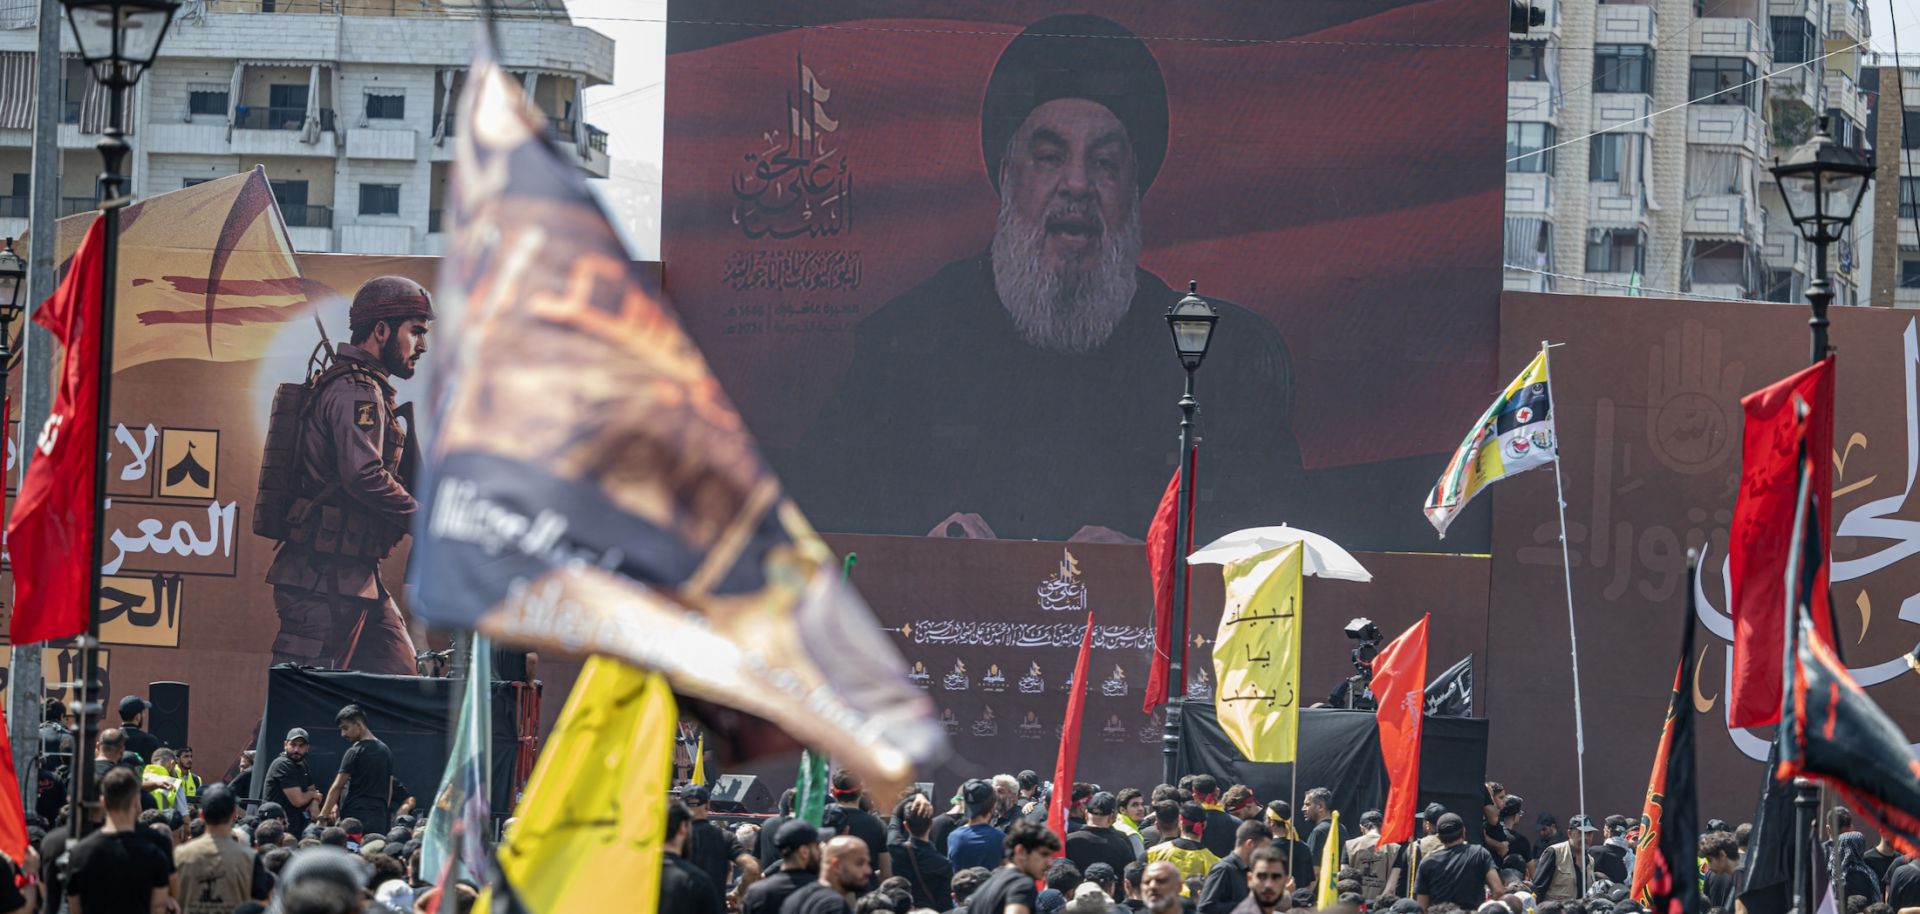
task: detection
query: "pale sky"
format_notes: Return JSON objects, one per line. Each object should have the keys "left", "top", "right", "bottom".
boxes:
{"left": 1875, "top": 0, "right": 1920, "bottom": 51}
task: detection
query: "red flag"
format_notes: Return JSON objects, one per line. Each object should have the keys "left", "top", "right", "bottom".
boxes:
{"left": 1728, "top": 359, "right": 1836, "bottom": 728}
{"left": 10, "top": 218, "right": 107, "bottom": 645}
{"left": 1143, "top": 448, "right": 1197, "bottom": 714}
{"left": 1050, "top": 613, "right": 1096, "bottom": 840}
{"left": 1630, "top": 567, "right": 1700, "bottom": 914}
{"left": 1369, "top": 615, "right": 1429, "bottom": 845}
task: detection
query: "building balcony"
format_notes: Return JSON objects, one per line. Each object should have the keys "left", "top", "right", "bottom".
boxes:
{"left": 1592, "top": 93, "right": 1652, "bottom": 133}
{"left": 58, "top": 196, "right": 97, "bottom": 217}
{"left": 1594, "top": 3, "right": 1657, "bottom": 45}
{"left": 1589, "top": 182, "right": 1647, "bottom": 228}
{"left": 0, "top": 196, "right": 24, "bottom": 218}
{"left": 1508, "top": 81, "right": 1558, "bottom": 123}
{"left": 1768, "top": 68, "right": 1821, "bottom": 113}
{"left": 1520, "top": 0, "right": 1561, "bottom": 38}
{"left": 339, "top": 223, "right": 412, "bottom": 255}
{"left": 1688, "top": 105, "right": 1761, "bottom": 150}
{"left": 1685, "top": 193, "right": 1751, "bottom": 236}
{"left": 1690, "top": 282, "right": 1750, "bottom": 300}
{"left": 1761, "top": 209, "right": 1805, "bottom": 271}
{"left": 345, "top": 128, "right": 417, "bottom": 161}
{"left": 279, "top": 203, "right": 333, "bottom": 229}
{"left": 0, "top": 216, "right": 22, "bottom": 241}
{"left": 1827, "top": 0, "right": 1865, "bottom": 39}
{"left": 1901, "top": 220, "right": 1918, "bottom": 249}
{"left": 234, "top": 106, "right": 335, "bottom": 133}
{"left": 1826, "top": 70, "right": 1867, "bottom": 125}
{"left": 1691, "top": 17, "right": 1765, "bottom": 60}
{"left": 1506, "top": 172, "right": 1554, "bottom": 215}
{"left": 1768, "top": 0, "right": 1811, "bottom": 18}
{"left": 1504, "top": 269, "right": 1555, "bottom": 293}
{"left": 287, "top": 226, "right": 333, "bottom": 253}
{"left": 1898, "top": 286, "right": 1920, "bottom": 310}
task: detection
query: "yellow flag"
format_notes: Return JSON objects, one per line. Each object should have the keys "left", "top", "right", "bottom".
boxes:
{"left": 483, "top": 656, "right": 676, "bottom": 912}
{"left": 1212, "top": 543, "right": 1303, "bottom": 763}
{"left": 691, "top": 734, "right": 707, "bottom": 786}
{"left": 1317, "top": 810, "right": 1342, "bottom": 909}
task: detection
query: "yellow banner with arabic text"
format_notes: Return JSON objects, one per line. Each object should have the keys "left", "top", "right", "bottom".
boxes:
{"left": 1212, "top": 543, "right": 1303, "bottom": 763}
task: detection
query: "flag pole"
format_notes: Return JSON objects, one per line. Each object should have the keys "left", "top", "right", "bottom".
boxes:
{"left": 1542, "top": 339, "right": 1589, "bottom": 890}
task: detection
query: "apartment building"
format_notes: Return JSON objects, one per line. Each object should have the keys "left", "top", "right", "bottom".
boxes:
{"left": 1864, "top": 54, "right": 1918, "bottom": 308}
{"left": 1503, "top": 0, "right": 1873, "bottom": 303}
{"left": 0, "top": 0, "right": 614, "bottom": 255}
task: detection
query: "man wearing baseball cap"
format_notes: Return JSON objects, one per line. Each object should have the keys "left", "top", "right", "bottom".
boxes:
{"left": 117, "top": 695, "right": 162, "bottom": 764}
{"left": 1066, "top": 792, "right": 1137, "bottom": 877}
{"left": 262, "top": 275, "right": 432, "bottom": 675}
{"left": 1529, "top": 814, "right": 1596, "bottom": 902}
{"left": 742, "top": 820, "right": 820, "bottom": 914}
{"left": 949, "top": 779, "right": 1008, "bottom": 871}
{"left": 1414, "top": 813, "right": 1501, "bottom": 911}
{"left": 262, "top": 727, "right": 323, "bottom": 835}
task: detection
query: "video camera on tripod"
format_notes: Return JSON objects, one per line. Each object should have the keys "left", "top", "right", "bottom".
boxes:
{"left": 1328, "top": 618, "right": 1383, "bottom": 710}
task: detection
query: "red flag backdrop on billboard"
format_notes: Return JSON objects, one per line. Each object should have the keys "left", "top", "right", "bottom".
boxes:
{"left": 1728, "top": 359, "right": 1835, "bottom": 728}
{"left": 1370, "top": 614, "right": 1428, "bottom": 845}
{"left": 10, "top": 217, "right": 107, "bottom": 646}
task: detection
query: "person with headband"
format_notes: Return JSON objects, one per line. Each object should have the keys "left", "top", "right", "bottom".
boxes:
{"left": 1147, "top": 803, "right": 1221, "bottom": 883}
{"left": 830, "top": 769, "right": 892, "bottom": 887}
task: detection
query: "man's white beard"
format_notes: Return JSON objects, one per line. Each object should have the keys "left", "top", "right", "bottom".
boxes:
{"left": 990, "top": 187, "right": 1142, "bottom": 354}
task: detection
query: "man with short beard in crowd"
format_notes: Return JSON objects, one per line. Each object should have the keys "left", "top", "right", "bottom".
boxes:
{"left": 1233, "top": 846, "right": 1294, "bottom": 914}
{"left": 1140, "top": 861, "right": 1184, "bottom": 914}
{"left": 970, "top": 820, "right": 1061, "bottom": 914}
{"left": 1199, "top": 820, "right": 1272, "bottom": 914}
{"left": 745, "top": 821, "right": 820, "bottom": 914}
{"left": 797, "top": 13, "right": 1300, "bottom": 543}
{"left": 785, "top": 836, "right": 871, "bottom": 914}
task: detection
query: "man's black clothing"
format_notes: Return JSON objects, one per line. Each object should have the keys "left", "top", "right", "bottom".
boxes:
{"left": 1505, "top": 830, "right": 1534, "bottom": 870}
{"left": 839, "top": 805, "right": 889, "bottom": 888}
{"left": 891, "top": 837, "right": 955, "bottom": 909}
{"left": 757, "top": 814, "right": 791, "bottom": 869}
{"left": 782, "top": 881, "right": 855, "bottom": 914}
{"left": 1887, "top": 860, "right": 1920, "bottom": 909}
{"left": 1415, "top": 842, "right": 1496, "bottom": 910}
{"left": 66, "top": 827, "right": 174, "bottom": 913}
{"left": 1865, "top": 846, "right": 1900, "bottom": 886}
{"left": 687, "top": 818, "right": 745, "bottom": 891}
{"left": 992, "top": 807, "right": 1024, "bottom": 832}
{"left": 1140, "top": 824, "right": 1165, "bottom": 848}
{"left": 38, "top": 827, "right": 67, "bottom": 914}
{"left": 337, "top": 736, "right": 394, "bottom": 833}
{"left": 1197, "top": 852, "right": 1252, "bottom": 914}
{"left": 968, "top": 867, "right": 1039, "bottom": 914}
{"left": 229, "top": 767, "right": 253, "bottom": 800}
{"left": 663, "top": 852, "right": 726, "bottom": 914}
{"left": 1589, "top": 843, "right": 1629, "bottom": 883}
{"left": 119, "top": 724, "right": 162, "bottom": 765}
{"left": 1203, "top": 809, "right": 1243, "bottom": 859}
{"left": 263, "top": 752, "right": 317, "bottom": 833}
{"left": 1068, "top": 825, "right": 1139, "bottom": 876}
{"left": 1704, "top": 869, "right": 1739, "bottom": 910}
{"left": 931, "top": 813, "right": 962, "bottom": 857}
{"left": 93, "top": 756, "right": 154, "bottom": 812}
{"left": 794, "top": 255, "right": 1330, "bottom": 547}
{"left": 1307, "top": 819, "right": 1336, "bottom": 865}
{"left": 744, "top": 867, "right": 814, "bottom": 914}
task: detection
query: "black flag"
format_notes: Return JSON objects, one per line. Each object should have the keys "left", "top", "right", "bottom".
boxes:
{"left": 1424, "top": 655, "right": 1473, "bottom": 718}
{"left": 1634, "top": 557, "right": 1700, "bottom": 914}
{"left": 1780, "top": 612, "right": 1920, "bottom": 853}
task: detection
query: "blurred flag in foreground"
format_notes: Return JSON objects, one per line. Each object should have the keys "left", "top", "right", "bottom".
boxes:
{"left": 484, "top": 656, "right": 674, "bottom": 912}
{"left": 420, "top": 636, "right": 493, "bottom": 887}
{"left": 413, "top": 37, "right": 943, "bottom": 796}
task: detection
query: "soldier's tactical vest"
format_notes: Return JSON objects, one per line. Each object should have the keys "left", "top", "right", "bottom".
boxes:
{"left": 254, "top": 361, "right": 407, "bottom": 560}
{"left": 1542, "top": 841, "right": 1583, "bottom": 901}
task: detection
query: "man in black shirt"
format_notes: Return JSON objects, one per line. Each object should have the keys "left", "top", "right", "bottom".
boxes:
{"left": 1303, "top": 788, "right": 1338, "bottom": 871}
{"left": 1199, "top": 820, "right": 1272, "bottom": 914}
{"left": 745, "top": 821, "right": 820, "bottom": 914}
{"left": 1193, "top": 776, "right": 1241, "bottom": 860}
{"left": 264, "top": 728, "right": 323, "bottom": 834}
{"left": 664, "top": 800, "right": 726, "bottom": 914}
{"left": 1886, "top": 856, "right": 1920, "bottom": 909}
{"left": 783, "top": 835, "right": 870, "bottom": 914}
{"left": 66, "top": 766, "right": 174, "bottom": 914}
{"left": 685, "top": 783, "right": 763, "bottom": 903}
{"left": 1414, "top": 814, "right": 1501, "bottom": 911}
{"left": 1863, "top": 829, "right": 1900, "bottom": 886}
{"left": 1067, "top": 793, "right": 1139, "bottom": 877}
{"left": 1498, "top": 797, "right": 1533, "bottom": 880}
{"left": 1700, "top": 830, "right": 1740, "bottom": 911}
{"left": 321, "top": 704, "right": 394, "bottom": 833}
{"left": 970, "top": 820, "right": 1060, "bottom": 914}
{"left": 892, "top": 795, "right": 954, "bottom": 910}
{"left": 829, "top": 768, "right": 892, "bottom": 888}
{"left": 116, "top": 696, "right": 161, "bottom": 766}
{"left": 759, "top": 789, "right": 800, "bottom": 869}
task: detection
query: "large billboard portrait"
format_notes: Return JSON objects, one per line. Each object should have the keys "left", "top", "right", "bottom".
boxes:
{"left": 664, "top": 0, "right": 1506, "bottom": 551}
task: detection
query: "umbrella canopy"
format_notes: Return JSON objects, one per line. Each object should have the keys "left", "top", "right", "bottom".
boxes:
{"left": 1187, "top": 525, "right": 1372, "bottom": 582}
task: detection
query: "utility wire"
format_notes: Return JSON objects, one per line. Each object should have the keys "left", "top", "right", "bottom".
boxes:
{"left": 1501, "top": 264, "right": 1777, "bottom": 302}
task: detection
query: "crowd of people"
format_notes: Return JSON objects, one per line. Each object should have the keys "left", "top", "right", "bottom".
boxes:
{"left": 664, "top": 769, "right": 1908, "bottom": 914}
{"left": 10, "top": 695, "right": 474, "bottom": 914}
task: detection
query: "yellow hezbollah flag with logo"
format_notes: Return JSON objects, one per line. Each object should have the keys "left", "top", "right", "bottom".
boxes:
{"left": 1423, "top": 351, "right": 1556, "bottom": 537}
{"left": 483, "top": 656, "right": 675, "bottom": 913}
{"left": 1212, "top": 543, "right": 1303, "bottom": 763}
{"left": 1318, "top": 810, "right": 1342, "bottom": 909}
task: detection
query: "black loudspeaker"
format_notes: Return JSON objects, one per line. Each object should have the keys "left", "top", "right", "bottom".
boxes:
{"left": 148, "top": 681, "right": 190, "bottom": 749}
{"left": 709, "top": 774, "right": 774, "bottom": 814}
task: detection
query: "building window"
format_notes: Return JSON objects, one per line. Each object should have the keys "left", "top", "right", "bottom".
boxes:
{"left": 1902, "top": 178, "right": 1920, "bottom": 219}
{"left": 182, "top": 178, "right": 211, "bottom": 188}
{"left": 1904, "top": 110, "right": 1920, "bottom": 150}
{"left": 188, "top": 89, "right": 228, "bottom": 116}
{"left": 1509, "top": 42, "right": 1546, "bottom": 81}
{"left": 1902, "top": 260, "right": 1920, "bottom": 290}
{"left": 1586, "top": 228, "right": 1645, "bottom": 273}
{"left": 1689, "top": 57, "right": 1757, "bottom": 107}
{"left": 365, "top": 93, "right": 405, "bottom": 120}
{"left": 1590, "top": 135, "right": 1626, "bottom": 182}
{"left": 359, "top": 183, "right": 401, "bottom": 216}
{"left": 1827, "top": 111, "right": 1859, "bottom": 149}
{"left": 1593, "top": 46, "right": 1654, "bottom": 93}
{"left": 1770, "top": 17, "right": 1817, "bottom": 64}
{"left": 1507, "top": 122, "right": 1556, "bottom": 173}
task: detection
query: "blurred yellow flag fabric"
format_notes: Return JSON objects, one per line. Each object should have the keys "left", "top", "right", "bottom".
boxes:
{"left": 1317, "top": 810, "right": 1341, "bottom": 909}
{"left": 485, "top": 656, "right": 676, "bottom": 913}
{"left": 1212, "top": 544, "right": 1303, "bottom": 763}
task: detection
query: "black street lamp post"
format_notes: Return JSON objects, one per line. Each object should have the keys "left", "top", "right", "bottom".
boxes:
{"left": 0, "top": 240, "right": 25, "bottom": 377}
{"left": 1770, "top": 116, "right": 1874, "bottom": 366}
{"left": 59, "top": 0, "right": 178, "bottom": 839}
{"left": 1161, "top": 280, "right": 1218, "bottom": 787}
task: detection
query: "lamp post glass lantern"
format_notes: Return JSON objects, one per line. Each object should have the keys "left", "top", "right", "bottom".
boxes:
{"left": 60, "top": 0, "right": 179, "bottom": 840}
{"left": 0, "top": 238, "right": 24, "bottom": 328}
{"left": 1769, "top": 115, "right": 1873, "bottom": 365}
{"left": 1160, "top": 281, "right": 1219, "bottom": 785}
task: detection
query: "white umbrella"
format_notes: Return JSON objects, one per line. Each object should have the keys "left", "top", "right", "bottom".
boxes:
{"left": 1186, "top": 525, "right": 1372, "bottom": 582}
